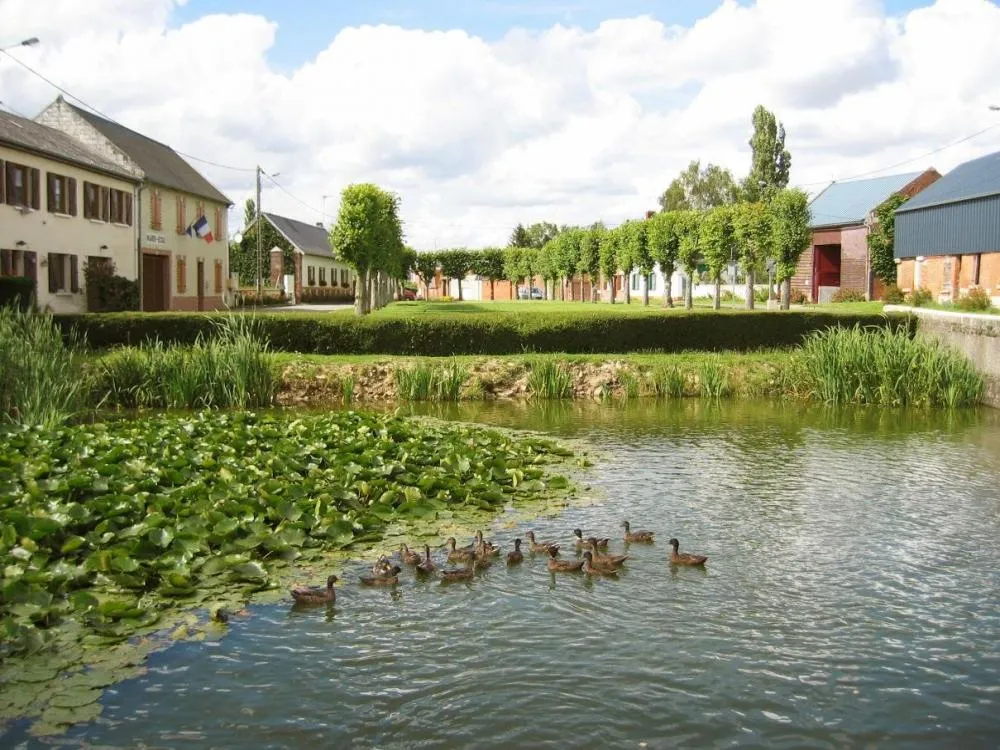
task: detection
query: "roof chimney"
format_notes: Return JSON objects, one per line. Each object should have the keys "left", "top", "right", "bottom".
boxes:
{"left": 316, "top": 222, "right": 324, "bottom": 229}
{"left": 644, "top": 210, "right": 656, "bottom": 220}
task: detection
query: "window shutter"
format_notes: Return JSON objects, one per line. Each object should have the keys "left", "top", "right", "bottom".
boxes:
{"left": 31, "top": 168, "right": 41, "bottom": 209}
{"left": 101, "top": 187, "right": 110, "bottom": 221}
{"left": 48, "top": 255, "right": 57, "bottom": 293}
{"left": 47, "top": 173, "right": 56, "bottom": 213}
{"left": 68, "top": 178, "right": 77, "bottom": 216}
{"left": 126, "top": 193, "right": 133, "bottom": 226}
{"left": 0, "top": 160, "right": 4, "bottom": 204}
{"left": 70, "top": 255, "right": 79, "bottom": 293}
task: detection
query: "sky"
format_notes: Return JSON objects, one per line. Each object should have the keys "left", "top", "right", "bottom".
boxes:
{"left": 2, "top": 0, "right": 999, "bottom": 250}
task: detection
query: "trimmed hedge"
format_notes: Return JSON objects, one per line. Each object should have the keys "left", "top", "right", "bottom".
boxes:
{"left": 0, "top": 276, "right": 36, "bottom": 311}
{"left": 54, "top": 310, "right": 916, "bottom": 356}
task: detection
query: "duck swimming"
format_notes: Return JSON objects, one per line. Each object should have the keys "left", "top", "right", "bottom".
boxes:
{"left": 622, "top": 521, "right": 655, "bottom": 543}
{"left": 446, "top": 537, "right": 477, "bottom": 563}
{"left": 416, "top": 545, "right": 437, "bottom": 575}
{"left": 526, "top": 530, "right": 560, "bottom": 554}
{"left": 585, "top": 538, "right": 628, "bottom": 568}
{"left": 290, "top": 574, "right": 338, "bottom": 605}
{"left": 507, "top": 538, "right": 524, "bottom": 565}
{"left": 582, "top": 552, "right": 619, "bottom": 577}
{"left": 400, "top": 543, "right": 422, "bottom": 566}
{"left": 547, "top": 546, "right": 584, "bottom": 572}
{"left": 668, "top": 538, "right": 707, "bottom": 566}
{"left": 573, "top": 528, "right": 608, "bottom": 549}
{"left": 360, "top": 564, "right": 402, "bottom": 586}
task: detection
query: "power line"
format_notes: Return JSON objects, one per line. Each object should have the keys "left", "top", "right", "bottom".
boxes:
{"left": 0, "top": 48, "right": 256, "bottom": 173}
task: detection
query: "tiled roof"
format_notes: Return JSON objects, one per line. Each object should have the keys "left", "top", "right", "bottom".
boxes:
{"left": 808, "top": 172, "right": 923, "bottom": 228}
{"left": 0, "top": 110, "right": 136, "bottom": 180}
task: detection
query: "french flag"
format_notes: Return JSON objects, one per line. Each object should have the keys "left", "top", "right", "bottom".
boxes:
{"left": 186, "top": 215, "right": 214, "bottom": 243}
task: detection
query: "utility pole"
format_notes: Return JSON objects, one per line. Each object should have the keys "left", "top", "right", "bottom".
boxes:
{"left": 256, "top": 165, "right": 262, "bottom": 295}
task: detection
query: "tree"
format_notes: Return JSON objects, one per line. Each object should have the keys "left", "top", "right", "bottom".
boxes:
{"left": 732, "top": 201, "right": 773, "bottom": 310}
{"left": 598, "top": 228, "right": 619, "bottom": 304}
{"left": 437, "top": 249, "right": 474, "bottom": 300}
{"left": 231, "top": 214, "right": 293, "bottom": 286}
{"left": 331, "top": 183, "right": 404, "bottom": 316}
{"left": 508, "top": 223, "right": 531, "bottom": 249}
{"left": 243, "top": 197, "right": 256, "bottom": 230}
{"left": 413, "top": 251, "right": 438, "bottom": 300}
{"left": 700, "top": 206, "right": 736, "bottom": 310}
{"left": 525, "top": 221, "right": 560, "bottom": 249}
{"left": 743, "top": 105, "right": 791, "bottom": 204}
{"left": 577, "top": 226, "right": 602, "bottom": 302}
{"left": 648, "top": 211, "right": 680, "bottom": 307}
{"left": 676, "top": 211, "right": 702, "bottom": 310}
{"left": 503, "top": 247, "right": 526, "bottom": 299}
{"left": 474, "top": 247, "right": 506, "bottom": 301}
{"left": 554, "top": 228, "right": 583, "bottom": 300}
{"left": 536, "top": 240, "right": 558, "bottom": 300}
{"left": 658, "top": 160, "right": 741, "bottom": 212}
{"left": 868, "top": 193, "right": 909, "bottom": 291}
{"left": 770, "top": 188, "right": 813, "bottom": 309}
{"left": 622, "top": 220, "right": 654, "bottom": 305}
{"left": 615, "top": 223, "right": 636, "bottom": 305}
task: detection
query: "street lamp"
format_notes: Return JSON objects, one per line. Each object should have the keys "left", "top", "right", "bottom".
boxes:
{"left": 1, "top": 37, "right": 40, "bottom": 52}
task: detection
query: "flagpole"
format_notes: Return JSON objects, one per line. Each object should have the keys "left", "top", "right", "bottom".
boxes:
{"left": 256, "top": 165, "right": 262, "bottom": 296}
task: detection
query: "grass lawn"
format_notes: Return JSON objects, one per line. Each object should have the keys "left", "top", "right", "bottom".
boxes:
{"left": 366, "top": 300, "right": 886, "bottom": 317}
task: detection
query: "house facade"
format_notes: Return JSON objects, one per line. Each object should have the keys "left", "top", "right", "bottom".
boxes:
{"left": 36, "top": 96, "right": 232, "bottom": 311}
{"left": 894, "top": 150, "right": 1000, "bottom": 305}
{"left": 790, "top": 169, "right": 940, "bottom": 302}
{"left": 0, "top": 111, "right": 139, "bottom": 313}
{"left": 255, "top": 212, "right": 355, "bottom": 302}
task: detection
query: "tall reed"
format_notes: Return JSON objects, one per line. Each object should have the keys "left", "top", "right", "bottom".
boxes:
{"left": 0, "top": 306, "right": 86, "bottom": 427}
{"left": 394, "top": 363, "right": 437, "bottom": 401}
{"left": 435, "top": 362, "right": 468, "bottom": 402}
{"left": 698, "top": 358, "right": 731, "bottom": 399}
{"left": 526, "top": 359, "right": 573, "bottom": 399}
{"left": 651, "top": 364, "right": 687, "bottom": 398}
{"left": 799, "top": 325, "right": 984, "bottom": 407}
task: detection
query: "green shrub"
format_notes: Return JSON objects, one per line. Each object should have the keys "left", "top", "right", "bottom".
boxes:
{"left": 698, "top": 358, "right": 731, "bottom": 398}
{"left": 882, "top": 284, "right": 905, "bottom": 305}
{"left": 83, "top": 260, "right": 138, "bottom": 312}
{"left": 300, "top": 286, "right": 353, "bottom": 303}
{"left": 799, "top": 325, "right": 983, "bottom": 407}
{"left": 527, "top": 359, "right": 573, "bottom": 399}
{"left": 55, "top": 310, "right": 914, "bottom": 356}
{"left": 907, "top": 288, "right": 933, "bottom": 307}
{"left": 651, "top": 364, "right": 687, "bottom": 398}
{"left": 789, "top": 289, "right": 808, "bottom": 305}
{"left": 754, "top": 288, "right": 770, "bottom": 303}
{"left": 0, "top": 276, "right": 35, "bottom": 311}
{"left": 830, "top": 288, "right": 867, "bottom": 303}
{"left": 955, "top": 287, "right": 993, "bottom": 312}
{"left": 618, "top": 370, "right": 640, "bottom": 400}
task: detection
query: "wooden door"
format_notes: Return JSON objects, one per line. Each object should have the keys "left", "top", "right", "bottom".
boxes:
{"left": 813, "top": 244, "right": 841, "bottom": 300}
{"left": 142, "top": 254, "right": 168, "bottom": 311}
{"left": 196, "top": 260, "right": 205, "bottom": 311}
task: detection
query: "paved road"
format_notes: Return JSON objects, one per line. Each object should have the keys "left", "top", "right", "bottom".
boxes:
{"left": 256, "top": 303, "right": 355, "bottom": 313}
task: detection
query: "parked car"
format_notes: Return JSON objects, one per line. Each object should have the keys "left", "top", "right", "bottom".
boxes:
{"left": 400, "top": 287, "right": 417, "bottom": 301}
{"left": 518, "top": 287, "right": 544, "bottom": 300}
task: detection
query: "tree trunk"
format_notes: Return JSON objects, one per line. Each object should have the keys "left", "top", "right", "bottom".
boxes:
{"left": 713, "top": 277, "right": 721, "bottom": 310}
{"left": 664, "top": 265, "right": 674, "bottom": 308}
{"left": 642, "top": 274, "right": 649, "bottom": 306}
{"left": 624, "top": 275, "right": 632, "bottom": 305}
{"left": 355, "top": 269, "right": 367, "bottom": 316}
{"left": 781, "top": 278, "right": 791, "bottom": 310}
{"left": 685, "top": 273, "right": 694, "bottom": 309}
{"left": 591, "top": 275, "right": 598, "bottom": 303}
{"left": 609, "top": 275, "right": 616, "bottom": 304}
{"left": 489, "top": 279, "right": 495, "bottom": 301}
{"left": 745, "top": 268, "right": 755, "bottom": 310}
{"left": 424, "top": 281, "right": 430, "bottom": 300}
{"left": 457, "top": 275, "right": 464, "bottom": 301}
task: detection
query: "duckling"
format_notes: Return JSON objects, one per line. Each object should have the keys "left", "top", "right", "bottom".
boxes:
{"left": 290, "top": 574, "right": 338, "bottom": 605}
{"left": 440, "top": 557, "right": 476, "bottom": 583}
{"left": 547, "top": 546, "right": 584, "bottom": 572}
{"left": 445, "top": 537, "right": 477, "bottom": 563}
{"left": 573, "top": 528, "right": 609, "bottom": 549}
{"left": 475, "top": 530, "right": 501, "bottom": 556}
{"left": 507, "top": 538, "right": 524, "bottom": 565}
{"left": 359, "top": 565, "right": 401, "bottom": 586}
{"left": 586, "top": 538, "right": 628, "bottom": 567}
{"left": 582, "top": 551, "right": 619, "bottom": 577}
{"left": 416, "top": 545, "right": 437, "bottom": 575}
{"left": 622, "top": 520, "right": 655, "bottom": 543}
{"left": 372, "top": 555, "right": 395, "bottom": 576}
{"left": 526, "top": 530, "right": 560, "bottom": 554}
{"left": 399, "top": 543, "right": 422, "bottom": 566}
{"left": 668, "top": 538, "right": 707, "bottom": 566}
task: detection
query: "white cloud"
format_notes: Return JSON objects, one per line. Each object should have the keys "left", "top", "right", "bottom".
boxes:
{"left": 2, "top": 0, "right": 1000, "bottom": 249}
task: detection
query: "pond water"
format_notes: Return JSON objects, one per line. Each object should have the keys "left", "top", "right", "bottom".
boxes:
{"left": 9, "top": 401, "right": 1000, "bottom": 748}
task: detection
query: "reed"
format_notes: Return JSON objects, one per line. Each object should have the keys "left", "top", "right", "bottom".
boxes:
{"left": 526, "top": 359, "right": 573, "bottom": 399}
{"left": 341, "top": 373, "right": 356, "bottom": 404}
{"left": 799, "top": 325, "right": 984, "bottom": 407}
{"left": 394, "top": 363, "right": 437, "bottom": 401}
{"left": 650, "top": 364, "right": 688, "bottom": 398}
{"left": 435, "top": 362, "right": 468, "bottom": 402}
{"left": 0, "top": 306, "right": 86, "bottom": 427}
{"left": 698, "top": 358, "right": 731, "bottom": 399}
{"left": 618, "top": 370, "right": 641, "bottom": 400}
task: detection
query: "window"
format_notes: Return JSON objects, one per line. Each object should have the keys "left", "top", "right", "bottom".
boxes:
{"left": 214, "top": 259, "right": 223, "bottom": 294}
{"left": 630, "top": 273, "right": 640, "bottom": 292}
{"left": 214, "top": 206, "right": 222, "bottom": 242}
{"left": 3, "top": 162, "right": 40, "bottom": 209}
{"left": 109, "top": 189, "right": 132, "bottom": 225}
{"left": 47, "top": 173, "right": 77, "bottom": 215}
{"left": 176, "top": 256, "right": 187, "bottom": 293}
{"left": 2, "top": 249, "right": 38, "bottom": 281}
{"left": 646, "top": 273, "right": 656, "bottom": 292}
{"left": 151, "top": 189, "right": 163, "bottom": 230}
{"left": 83, "top": 182, "right": 109, "bottom": 221}
{"left": 308, "top": 266, "right": 316, "bottom": 286}
{"left": 47, "top": 252, "right": 78, "bottom": 294}
{"left": 973, "top": 254, "right": 982, "bottom": 286}
{"left": 340, "top": 268, "right": 349, "bottom": 288}
{"left": 319, "top": 267, "right": 327, "bottom": 286}
{"left": 176, "top": 196, "right": 187, "bottom": 234}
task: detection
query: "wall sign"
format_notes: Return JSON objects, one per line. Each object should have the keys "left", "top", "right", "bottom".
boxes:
{"left": 145, "top": 233, "right": 167, "bottom": 245}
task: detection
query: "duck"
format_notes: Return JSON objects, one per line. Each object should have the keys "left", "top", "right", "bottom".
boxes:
{"left": 359, "top": 565, "right": 402, "bottom": 586}
{"left": 372, "top": 555, "right": 396, "bottom": 576}
{"left": 440, "top": 557, "right": 477, "bottom": 583}
{"left": 445, "top": 537, "right": 477, "bottom": 563}
{"left": 547, "top": 546, "right": 584, "bottom": 572}
{"left": 573, "top": 528, "right": 609, "bottom": 549}
{"left": 582, "top": 551, "right": 619, "bottom": 577}
{"left": 585, "top": 538, "right": 628, "bottom": 567}
{"left": 507, "top": 538, "right": 524, "bottom": 565}
{"left": 668, "top": 538, "right": 707, "bottom": 566}
{"left": 399, "top": 543, "right": 422, "bottom": 566}
{"left": 475, "top": 530, "right": 501, "bottom": 556}
{"left": 622, "top": 521, "right": 655, "bottom": 543}
{"left": 526, "top": 530, "right": 560, "bottom": 554}
{"left": 290, "top": 574, "right": 338, "bottom": 605}
{"left": 416, "top": 545, "right": 437, "bottom": 575}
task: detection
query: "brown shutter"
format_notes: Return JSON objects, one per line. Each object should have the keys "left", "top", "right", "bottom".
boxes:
{"left": 126, "top": 193, "right": 133, "bottom": 226}
{"left": 0, "top": 160, "right": 4, "bottom": 204}
{"left": 31, "top": 168, "right": 41, "bottom": 210}
{"left": 101, "top": 187, "right": 109, "bottom": 222}
{"left": 68, "top": 178, "right": 78, "bottom": 216}
{"left": 70, "top": 255, "right": 79, "bottom": 293}
{"left": 48, "top": 255, "right": 57, "bottom": 293}
{"left": 46, "top": 173, "right": 55, "bottom": 213}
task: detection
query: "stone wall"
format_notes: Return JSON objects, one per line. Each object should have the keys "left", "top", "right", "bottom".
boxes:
{"left": 887, "top": 305, "right": 1000, "bottom": 407}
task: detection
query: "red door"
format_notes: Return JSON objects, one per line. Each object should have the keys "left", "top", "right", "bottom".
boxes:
{"left": 813, "top": 244, "right": 842, "bottom": 301}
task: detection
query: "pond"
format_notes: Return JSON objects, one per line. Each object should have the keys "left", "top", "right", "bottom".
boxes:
{"left": 7, "top": 401, "right": 1000, "bottom": 748}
